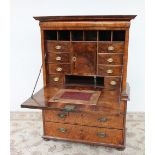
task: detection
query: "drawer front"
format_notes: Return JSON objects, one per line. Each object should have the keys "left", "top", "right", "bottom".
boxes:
{"left": 48, "top": 64, "right": 71, "bottom": 74}
{"left": 46, "top": 41, "right": 71, "bottom": 53}
{"left": 98, "top": 54, "right": 123, "bottom": 65}
{"left": 98, "top": 65, "right": 122, "bottom": 76}
{"left": 44, "top": 110, "right": 124, "bottom": 129}
{"left": 44, "top": 122, "right": 124, "bottom": 145}
{"left": 104, "top": 77, "right": 121, "bottom": 89}
{"left": 47, "top": 53, "right": 70, "bottom": 63}
{"left": 47, "top": 74, "right": 64, "bottom": 85}
{"left": 98, "top": 42, "right": 124, "bottom": 53}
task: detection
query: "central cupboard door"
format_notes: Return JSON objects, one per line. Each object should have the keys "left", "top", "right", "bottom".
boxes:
{"left": 72, "top": 42, "right": 97, "bottom": 75}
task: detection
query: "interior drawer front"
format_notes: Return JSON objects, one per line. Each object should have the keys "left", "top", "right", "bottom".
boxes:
{"left": 47, "top": 74, "right": 64, "bottom": 85}
{"left": 44, "top": 110, "right": 124, "bottom": 129}
{"left": 47, "top": 53, "right": 70, "bottom": 63}
{"left": 98, "top": 42, "right": 124, "bottom": 53}
{"left": 98, "top": 54, "right": 123, "bottom": 65}
{"left": 48, "top": 64, "right": 71, "bottom": 74}
{"left": 44, "top": 122, "right": 123, "bottom": 145}
{"left": 98, "top": 65, "right": 122, "bottom": 76}
{"left": 104, "top": 77, "right": 121, "bottom": 89}
{"left": 45, "top": 41, "right": 71, "bottom": 52}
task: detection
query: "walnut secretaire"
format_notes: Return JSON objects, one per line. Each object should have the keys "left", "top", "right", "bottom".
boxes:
{"left": 21, "top": 15, "right": 136, "bottom": 150}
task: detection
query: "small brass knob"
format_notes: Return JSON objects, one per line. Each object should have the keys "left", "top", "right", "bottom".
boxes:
{"left": 107, "top": 58, "right": 113, "bottom": 63}
{"left": 106, "top": 69, "right": 113, "bottom": 74}
{"left": 53, "top": 77, "right": 59, "bottom": 82}
{"left": 55, "top": 45, "right": 61, "bottom": 50}
{"left": 110, "top": 80, "right": 117, "bottom": 86}
{"left": 108, "top": 46, "right": 114, "bottom": 51}
{"left": 56, "top": 67, "right": 62, "bottom": 72}
{"left": 56, "top": 56, "right": 61, "bottom": 61}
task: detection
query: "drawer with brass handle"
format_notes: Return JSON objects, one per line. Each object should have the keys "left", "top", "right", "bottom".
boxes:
{"left": 47, "top": 74, "right": 63, "bottom": 85}
{"left": 44, "top": 110, "right": 124, "bottom": 129}
{"left": 98, "top": 42, "right": 124, "bottom": 53}
{"left": 44, "top": 122, "right": 124, "bottom": 145}
{"left": 104, "top": 77, "right": 121, "bottom": 89}
{"left": 98, "top": 65, "right": 122, "bottom": 76}
{"left": 47, "top": 52, "right": 70, "bottom": 63}
{"left": 98, "top": 53, "right": 123, "bottom": 65}
{"left": 45, "top": 41, "right": 71, "bottom": 53}
{"left": 48, "top": 64, "right": 71, "bottom": 74}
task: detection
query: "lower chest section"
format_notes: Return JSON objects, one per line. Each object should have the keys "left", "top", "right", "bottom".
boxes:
{"left": 42, "top": 109, "right": 126, "bottom": 147}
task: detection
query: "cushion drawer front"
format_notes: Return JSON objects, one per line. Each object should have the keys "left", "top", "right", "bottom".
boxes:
{"left": 98, "top": 54, "right": 123, "bottom": 65}
{"left": 48, "top": 64, "right": 71, "bottom": 74}
{"left": 47, "top": 52, "right": 70, "bottom": 63}
{"left": 44, "top": 110, "right": 124, "bottom": 129}
{"left": 44, "top": 122, "right": 124, "bottom": 145}
{"left": 98, "top": 42, "right": 124, "bottom": 53}
{"left": 47, "top": 74, "right": 64, "bottom": 85}
{"left": 45, "top": 41, "right": 72, "bottom": 53}
{"left": 98, "top": 65, "right": 122, "bottom": 76}
{"left": 104, "top": 77, "right": 121, "bottom": 89}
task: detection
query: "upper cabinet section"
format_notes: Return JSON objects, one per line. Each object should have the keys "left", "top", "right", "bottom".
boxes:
{"left": 34, "top": 15, "right": 136, "bottom": 30}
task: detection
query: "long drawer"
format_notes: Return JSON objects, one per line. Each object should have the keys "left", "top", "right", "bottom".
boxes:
{"left": 44, "top": 110, "right": 124, "bottom": 129}
{"left": 44, "top": 122, "right": 124, "bottom": 145}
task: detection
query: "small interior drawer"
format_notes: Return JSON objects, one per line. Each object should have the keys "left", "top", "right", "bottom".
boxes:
{"left": 44, "top": 122, "right": 124, "bottom": 145}
{"left": 104, "top": 77, "right": 121, "bottom": 89}
{"left": 98, "top": 53, "right": 123, "bottom": 65}
{"left": 45, "top": 41, "right": 72, "bottom": 52}
{"left": 48, "top": 64, "right": 71, "bottom": 74}
{"left": 98, "top": 42, "right": 124, "bottom": 53}
{"left": 47, "top": 52, "right": 70, "bottom": 63}
{"left": 47, "top": 74, "right": 64, "bottom": 85}
{"left": 98, "top": 65, "right": 122, "bottom": 76}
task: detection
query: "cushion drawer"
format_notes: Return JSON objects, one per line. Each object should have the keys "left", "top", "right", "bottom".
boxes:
{"left": 98, "top": 42, "right": 124, "bottom": 53}
{"left": 47, "top": 52, "right": 70, "bottom": 63}
{"left": 104, "top": 77, "right": 121, "bottom": 89}
{"left": 98, "top": 65, "right": 122, "bottom": 76}
{"left": 98, "top": 54, "right": 123, "bottom": 65}
{"left": 48, "top": 64, "right": 71, "bottom": 74}
{"left": 44, "top": 110, "right": 124, "bottom": 129}
{"left": 44, "top": 122, "right": 124, "bottom": 145}
{"left": 47, "top": 74, "right": 64, "bottom": 85}
{"left": 45, "top": 41, "right": 71, "bottom": 53}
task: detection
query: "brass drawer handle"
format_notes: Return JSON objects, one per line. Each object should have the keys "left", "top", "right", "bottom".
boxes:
{"left": 106, "top": 69, "right": 113, "bottom": 74}
{"left": 53, "top": 77, "right": 59, "bottom": 82}
{"left": 58, "top": 128, "right": 67, "bottom": 133}
{"left": 64, "top": 105, "right": 76, "bottom": 112}
{"left": 56, "top": 56, "right": 61, "bottom": 61}
{"left": 58, "top": 113, "right": 67, "bottom": 118}
{"left": 108, "top": 46, "right": 114, "bottom": 51}
{"left": 98, "top": 117, "right": 108, "bottom": 122}
{"left": 55, "top": 45, "right": 61, "bottom": 50}
{"left": 97, "top": 132, "right": 106, "bottom": 138}
{"left": 110, "top": 80, "right": 117, "bottom": 86}
{"left": 56, "top": 67, "right": 62, "bottom": 72}
{"left": 107, "top": 58, "right": 113, "bottom": 63}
